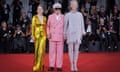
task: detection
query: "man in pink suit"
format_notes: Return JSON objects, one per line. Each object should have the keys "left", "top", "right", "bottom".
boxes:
{"left": 47, "top": 3, "right": 64, "bottom": 72}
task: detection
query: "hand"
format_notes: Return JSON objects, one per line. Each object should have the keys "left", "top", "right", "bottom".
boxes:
{"left": 64, "top": 35, "right": 67, "bottom": 40}
{"left": 24, "top": 19, "right": 27, "bottom": 22}
{"left": 3, "top": 33, "right": 7, "bottom": 37}
{"left": 80, "top": 36, "right": 83, "bottom": 40}
{"left": 47, "top": 34, "right": 51, "bottom": 39}
{"left": 97, "top": 30, "right": 100, "bottom": 34}
{"left": 109, "top": 30, "right": 112, "bottom": 32}
{"left": 89, "top": 32, "right": 92, "bottom": 35}
{"left": 109, "top": 30, "right": 115, "bottom": 33}
{"left": 32, "top": 38, "right": 36, "bottom": 42}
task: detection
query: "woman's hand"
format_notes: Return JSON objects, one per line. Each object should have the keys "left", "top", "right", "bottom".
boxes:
{"left": 32, "top": 37, "right": 36, "bottom": 42}
{"left": 64, "top": 35, "right": 67, "bottom": 40}
{"left": 47, "top": 34, "right": 51, "bottom": 39}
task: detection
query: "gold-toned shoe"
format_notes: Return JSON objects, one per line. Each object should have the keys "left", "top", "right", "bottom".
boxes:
{"left": 33, "top": 66, "right": 40, "bottom": 72}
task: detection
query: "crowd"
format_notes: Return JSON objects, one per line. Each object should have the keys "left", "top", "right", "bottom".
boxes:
{"left": 0, "top": 0, "right": 120, "bottom": 53}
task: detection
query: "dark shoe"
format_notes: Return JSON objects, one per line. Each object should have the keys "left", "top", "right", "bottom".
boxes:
{"left": 48, "top": 67, "right": 54, "bottom": 71}
{"left": 92, "top": 42, "right": 96, "bottom": 46}
{"left": 74, "top": 70, "right": 79, "bottom": 72}
{"left": 57, "top": 68, "right": 62, "bottom": 72}
{"left": 40, "top": 65, "right": 44, "bottom": 72}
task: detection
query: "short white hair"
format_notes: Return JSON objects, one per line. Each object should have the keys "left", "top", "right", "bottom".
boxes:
{"left": 70, "top": 0, "right": 78, "bottom": 8}
{"left": 53, "top": 3, "right": 62, "bottom": 9}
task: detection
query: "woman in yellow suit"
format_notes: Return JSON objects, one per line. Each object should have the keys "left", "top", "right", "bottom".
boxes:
{"left": 32, "top": 5, "right": 47, "bottom": 72}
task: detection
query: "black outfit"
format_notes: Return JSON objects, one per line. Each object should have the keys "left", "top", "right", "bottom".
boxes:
{"left": 19, "top": 16, "right": 31, "bottom": 33}
{"left": 0, "top": 28, "right": 9, "bottom": 53}
{"left": 96, "top": 24, "right": 108, "bottom": 51}
{"left": 32, "top": 0, "right": 39, "bottom": 16}
{"left": 45, "top": 0, "right": 54, "bottom": 9}
{"left": 3, "top": 3, "right": 10, "bottom": 22}
{"left": 106, "top": 0, "right": 115, "bottom": 13}
{"left": 98, "top": 11, "right": 108, "bottom": 25}
{"left": 90, "top": 0, "right": 97, "bottom": 6}
{"left": 81, "top": 11, "right": 88, "bottom": 26}
{"left": 0, "top": 4, "right": 4, "bottom": 24}
{"left": 7, "top": 26, "right": 15, "bottom": 53}
{"left": 89, "top": 14, "right": 98, "bottom": 34}
{"left": 112, "top": 10, "right": 120, "bottom": 37}
{"left": 82, "top": 24, "right": 97, "bottom": 51}
{"left": 79, "top": 0, "right": 86, "bottom": 8}
{"left": 107, "top": 24, "right": 118, "bottom": 50}
{"left": 26, "top": 34, "right": 34, "bottom": 53}
{"left": 13, "top": 30, "right": 25, "bottom": 52}
{"left": 12, "top": 0, "right": 22, "bottom": 26}
{"left": 62, "top": 0, "right": 69, "bottom": 14}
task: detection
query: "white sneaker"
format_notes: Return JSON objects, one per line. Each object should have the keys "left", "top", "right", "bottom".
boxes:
{"left": 74, "top": 64, "right": 78, "bottom": 71}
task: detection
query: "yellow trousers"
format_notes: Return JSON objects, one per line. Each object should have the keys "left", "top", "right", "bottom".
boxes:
{"left": 33, "top": 31, "right": 46, "bottom": 72}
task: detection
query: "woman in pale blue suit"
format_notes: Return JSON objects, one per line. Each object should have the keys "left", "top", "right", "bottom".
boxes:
{"left": 64, "top": 0, "right": 85, "bottom": 71}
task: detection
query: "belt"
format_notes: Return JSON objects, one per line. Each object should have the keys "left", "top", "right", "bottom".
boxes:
{"left": 35, "top": 24, "right": 45, "bottom": 27}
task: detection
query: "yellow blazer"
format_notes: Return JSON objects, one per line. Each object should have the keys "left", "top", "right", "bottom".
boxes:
{"left": 32, "top": 15, "right": 47, "bottom": 39}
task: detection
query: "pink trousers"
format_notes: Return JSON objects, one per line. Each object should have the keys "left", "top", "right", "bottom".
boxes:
{"left": 49, "top": 41, "right": 64, "bottom": 68}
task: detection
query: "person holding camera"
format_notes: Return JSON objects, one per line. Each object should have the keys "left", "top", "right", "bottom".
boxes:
{"left": 13, "top": 25, "right": 25, "bottom": 52}
{"left": 96, "top": 18, "right": 108, "bottom": 51}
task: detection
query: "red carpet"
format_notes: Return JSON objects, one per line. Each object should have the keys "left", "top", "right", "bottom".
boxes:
{"left": 0, "top": 52, "right": 120, "bottom": 72}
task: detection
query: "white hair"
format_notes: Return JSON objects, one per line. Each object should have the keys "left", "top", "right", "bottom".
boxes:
{"left": 70, "top": 0, "right": 78, "bottom": 8}
{"left": 53, "top": 3, "right": 62, "bottom": 8}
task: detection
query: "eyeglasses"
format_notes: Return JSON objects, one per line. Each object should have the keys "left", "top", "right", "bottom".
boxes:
{"left": 55, "top": 8, "right": 61, "bottom": 10}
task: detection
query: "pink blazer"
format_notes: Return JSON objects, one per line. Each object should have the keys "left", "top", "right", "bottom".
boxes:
{"left": 47, "top": 13, "right": 64, "bottom": 41}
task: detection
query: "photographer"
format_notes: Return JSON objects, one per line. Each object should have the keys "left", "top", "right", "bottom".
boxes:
{"left": 0, "top": 21, "right": 9, "bottom": 53}
{"left": 107, "top": 20, "right": 118, "bottom": 51}
{"left": 19, "top": 12, "right": 31, "bottom": 33}
{"left": 13, "top": 25, "right": 25, "bottom": 53}
{"left": 96, "top": 18, "right": 108, "bottom": 51}
{"left": 82, "top": 20, "right": 97, "bottom": 51}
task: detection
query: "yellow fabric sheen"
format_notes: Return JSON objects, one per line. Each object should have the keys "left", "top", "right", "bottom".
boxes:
{"left": 32, "top": 15, "right": 47, "bottom": 72}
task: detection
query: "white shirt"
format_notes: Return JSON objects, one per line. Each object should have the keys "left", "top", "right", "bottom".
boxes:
{"left": 56, "top": 15, "right": 61, "bottom": 21}
{"left": 38, "top": 16, "right": 43, "bottom": 24}
{"left": 86, "top": 25, "right": 92, "bottom": 33}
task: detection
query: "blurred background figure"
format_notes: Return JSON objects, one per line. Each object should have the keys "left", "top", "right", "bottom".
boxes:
{"left": 13, "top": 25, "right": 25, "bottom": 53}
{"left": 19, "top": 12, "right": 31, "bottom": 33}
{"left": 25, "top": 24, "right": 34, "bottom": 53}
{"left": 0, "top": 0, "right": 119, "bottom": 53}
{"left": 107, "top": 20, "right": 118, "bottom": 51}
{"left": 31, "top": 0, "right": 40, "bottom": 16}
{"left": 0, "top": 21, "right": 10, "bottom": 53}
{"left": 96, "top": 18, "right": 108, "bottom": 51}
{"left": 2, "top": 0, "right": 10, "bottom": 22}
{"left": 11, "top": 0, "right": 23, "bottom": 26}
